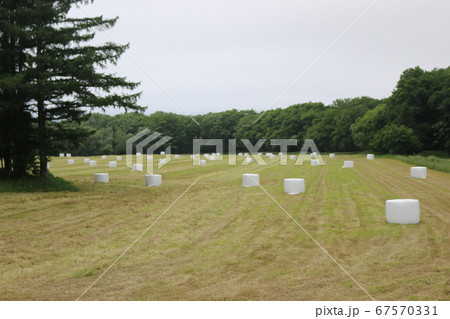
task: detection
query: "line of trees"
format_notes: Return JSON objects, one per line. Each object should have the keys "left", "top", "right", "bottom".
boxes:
{"left": 72, "top": 66, "right": 449, "bottom": 156}
{"left": 0, "top": 0, "right": 142, "bottom": 178}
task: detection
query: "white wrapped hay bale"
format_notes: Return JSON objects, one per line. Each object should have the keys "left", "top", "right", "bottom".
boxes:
{"left": 136, "top": 152, "right": 141, "bottom": 156}
{"left": 244, "top": 153, "right": 249, "bottom": 157}
{"left": 266, "top": 153, "right": 272, "bottom": 156}
{"left": 311, "top": 159, "right": 319, "bottom": 166}
{"left": 411, "top": 167, "right": 427, "bottom": 178}
{"left": 245, "top": 157, "right": 253, "bottom": 163}
{"left": 209, "top": 156, "right": 216, "bottom": 161}
{"left": 160, "top": 151, "right": 165, "bottom": 155}
{"left": 310, "top": 153, "right": 316, "bottom": 159}
{"left": 66, "top": 153, "right": 71, "bottom": 157}
{"left": 101, "top": 155, "right": 107, "bottom": 159}
{"left": 258, "top": 153, "right": 262, "bottom": 156}
{"left": 116, "top": 156, "right": 122, "bottom": 161}
{"left": 84, "top": 158, "right": 90, "bottom": 163}
{"left": 385, "top": 199, "right": 420, "bottom": 224}
{"left": 59, "top": 153, "right": 64, "bottom": 157}
{"left": 132, "top": 163, "right": 143, "bottom": 171}
{"left": 289, "top": 155, "right": 296, "bottom": 160}
{"left": 68, "top": 159, "right": 75, "bottom": 165}
{"left": 278, "top": 152, "right": 283, "bottom": 155}
{"left": 174, "top": 155, "right": 180, "bottom": 159}
{"left": 284, "top": 178, "right": 305, "bottom": 195}
{"left": 242, "top": 173, "right": 259, "bottom": 187}
{"left": 329, "top": 153, "right": 335, "bottom": 158}
{"left": 145, "top": 174, "right": 162, "bottom": 187}
{"left": 367, "top": 154, "right": 374, "bottom": 160}
{"left": 47, "top": 163, "right": 50, "bottom": 169}
{"left": 343, "top": 161, "right": 354, "bottom": 168}
{"left": 199, "top": 159, "right": 206, "bottom": 166}
{"left": 94, "top": 173, "right": 109, "bottom": 183}
{"left": 269, "top": 155, "right": 276, "bottom": 159}
{"left": 109, "top": 161, "right": 117, "bottom": 168}
{"left": 147, "top": 155, "right": 153, "bottom": 160}
{"left": 238, "top": 152, "right": 243, "bottom": 156}
{"left": 89, "top": 160, "right": 97, "bottom": 167}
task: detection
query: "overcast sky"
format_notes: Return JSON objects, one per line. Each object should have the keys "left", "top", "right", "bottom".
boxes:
{"left": 70, "top": 0, "right": 450, "bottom": 116}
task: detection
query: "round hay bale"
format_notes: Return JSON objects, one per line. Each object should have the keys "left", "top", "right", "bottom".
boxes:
{"left": 59, "top": 153, "right": 64, "bottom": 157}
{"left": 367, "top": 154, "right": 375, "bottom": 160}
{"left": 89, "top": 160, "right": 97, "bottom": 167}
{"left": 109, "top": 161, "right": 117, "bottom": 168}
{"left": 174, "top": 155, "right": 180, "bottom": 159}
{"left": 101, "top": 155, "right": 107, "bottom": 159}
{"left": 284, "top": 178, "right": 305, "bottom": 195}
{"left": 329, "top": 153, "right": 335, "bottom": 158}
{"left": 94, "top": 173, "right": 109, "bottom": 183}
{"left": 132, "top": 163, "right": 143, "bottom": 171}
{"left": 245, "top": 157, "right": 253, "bottom": 163}
{"left": 385, "top": 199, "right": 420, "bottom": 224}
{"left": 145, "top": 174, "right": 162, "bottom": 187}
{"left": 68, "top": 159, "right": 75, "bottom": 165}
{"left": 289, "top": 155, "right": 296, "bottom": 160}
{"left": 116, "top": 156, "right": 122, "bottom": 161}
{"left": 343, "top": 161, "right": 354, "bottom": 168}
{"left": 242, "top": 173, "right": 259, "bottom": 187}
{"left": 66, "top": 153, "right": 71, "bottom": 157}
{"left": 84, "top": 158, "right": 90, "bottom": 163}
{"left": 311, "top": 159, "right": 319, "bottom": 166}
{"left": 411, "top": 167, "right": 427, "bottom": 178}
{"left": 199, "top": 159, "right": 207, "bottom": 166}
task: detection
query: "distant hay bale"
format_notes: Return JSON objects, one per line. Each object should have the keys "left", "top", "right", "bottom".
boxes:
{"left": 68, "top": 159, "right": 75, "bottom": 165}
{"left": 199, "top": 159, "right": 207, "bottom": 166}
{"left": 174, "top": 155, "right": 180, "bottom": 159}
{"left": 245, "top": 157, "right": 253, "bottom": 163}
{"left": 84, "top": 158, "right": 90, "bottom": 163}
{"left": 136, "top": 152, "right": 142, "bottom": 156}
{"left": 209, "top": 156, "right": 216, "bottom": 161}
{"left": 343, "top": 161, "right": 354, "bottom": 168}
{"left": 47, "top": 163, "right": 50, "bottom": 169}
{"left": 367, "top": 154, "right": 375, "bottom": 160}
{"left": 269, "top": 155, "right": 276, "bottom": 159}
{"left": 101, "top": 155, "right": 107, "bottom": 159}
{"left": 116, "top": 156, "right": 122, "bottom": 161}
{"left": 311, "top": 159, "right": 319, "bottom": 166}
{"left": 284, "top": 178, "right": 305, "bottom": 195}
{"left": 242, "top": 173, "right": 259, "bottom": 187}
{"left": 238, "top": 152, "right": 243, "bottom": 156}
{"left": 66, "top": 153, "right": 71, "bottom": 157}
{"left": 132, "top": 163, "right": 143, "bottom": 171}
{"left": 145, "top": 174, "right": 162, "bottom": 187}
{"left": 160, "top": 151, "right": 165, "bottom": 155}
{"left": 94, "top": 173, "right": 109, "bottom": 183}
{"left": 385, "top": 199, "right": 420, "bottom": 224}
{"left": 329, "top": 153, "right": 335, "bottom": 158}
{"left": 89, "top": 160, "right": 97, "bottom": 167}
{"left": 59, "top": 153, "right": 64, "bottom": 157}
{"left": 411, "top": 167, "right": 427, "bottom": 178}
{"left": 109, "top": 161, "right": 117, "bottom": 168}
{"left": 290, "top": 155, "right": 296, "bottom": 160}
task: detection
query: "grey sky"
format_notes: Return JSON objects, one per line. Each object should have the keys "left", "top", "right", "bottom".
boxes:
{"left": 70, "top": 0, "right": 450, "bottom": 116}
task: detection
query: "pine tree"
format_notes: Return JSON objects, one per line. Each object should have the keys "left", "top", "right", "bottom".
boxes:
{"left": 26, "top": 0, "right": 143, "bottom": 176}
{"left": 0, "top": 0, "right": 143, "bottom": 177}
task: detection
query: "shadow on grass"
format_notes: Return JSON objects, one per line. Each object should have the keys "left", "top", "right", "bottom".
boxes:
{"left": 0, "top": 174, "right": 78, "bottom": 193}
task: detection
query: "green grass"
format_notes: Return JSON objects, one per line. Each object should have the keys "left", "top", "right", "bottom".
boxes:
{"left": 0, "top": 173, "right": 78, "bottom": 193}
{"left": 381, "top": 154, "right": 450, "bottom": 173}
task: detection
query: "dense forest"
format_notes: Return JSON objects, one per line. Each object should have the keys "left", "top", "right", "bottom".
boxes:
{"left": 72, "top": 66, "right": 450, "bottom": 156}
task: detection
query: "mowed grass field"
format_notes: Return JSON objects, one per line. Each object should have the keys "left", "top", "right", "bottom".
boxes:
{"left": 0, "top": 154, "right": 449, "bottom": 301}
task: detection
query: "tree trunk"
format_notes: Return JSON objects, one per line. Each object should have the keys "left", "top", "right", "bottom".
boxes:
{"left": 38, "top": 99, "right": 47, "bottom": 176}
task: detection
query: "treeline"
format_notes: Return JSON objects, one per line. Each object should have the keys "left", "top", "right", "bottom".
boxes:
{"left": 73, "top": 66, "right": 450, "bottom": 156}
